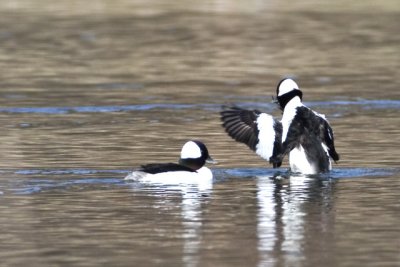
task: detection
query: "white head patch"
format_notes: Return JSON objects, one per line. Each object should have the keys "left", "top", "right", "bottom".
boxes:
{"left": 180, "top": 141, "right": 202, "bottom": 159}
{"left": 278, "top": 79, "right": 300, "bottom": 96}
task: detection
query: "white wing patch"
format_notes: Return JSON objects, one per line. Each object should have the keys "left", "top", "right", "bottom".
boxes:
{"left": 255, "top": 113, "right": 276, "bottom": 160}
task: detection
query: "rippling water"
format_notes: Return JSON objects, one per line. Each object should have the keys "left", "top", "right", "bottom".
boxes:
{"left": 0, "top": 1, "right": 399, "bottom": 266}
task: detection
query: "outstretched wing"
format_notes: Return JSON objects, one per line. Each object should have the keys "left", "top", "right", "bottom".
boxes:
{"left": 220, "top": 106, "right": 261, "bottom": 150}
{"left": 220, "top": 105, "right": 282, "bottom": 167}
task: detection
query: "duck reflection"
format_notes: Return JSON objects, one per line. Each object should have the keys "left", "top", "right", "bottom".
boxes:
{"left": 181, "top": 188, "right": 209, "bottom": 267}
{"left": 127, "top": 172, "right": 336, "bottom": 267}
{"left": 256, "top": 174, "right": 336, "bottom": 267}
{"left": 127, "top": 180, "right": 212, "bottom": 267}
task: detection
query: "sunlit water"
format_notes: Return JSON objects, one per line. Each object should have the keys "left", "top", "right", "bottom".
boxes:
{"left": 0, "top": 1, "right": 399, "bottom": 267}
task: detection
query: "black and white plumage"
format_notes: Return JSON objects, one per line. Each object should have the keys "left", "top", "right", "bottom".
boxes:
{"left": 220, "top": 78, "right": 339, "bottom": 174}
{"left": 124, "top": 140, "right": 214, "bottom": 182}
{"left": 220, "top": 106, "right": 283, "bottom": 168}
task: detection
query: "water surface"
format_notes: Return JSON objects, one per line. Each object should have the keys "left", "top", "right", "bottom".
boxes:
{"left": 0, "top": 1, "right": 399, "bottom": 266}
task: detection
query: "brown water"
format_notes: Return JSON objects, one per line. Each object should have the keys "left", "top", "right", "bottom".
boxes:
{"left": 0, "top": 1, "right": 399, "bottom": 266}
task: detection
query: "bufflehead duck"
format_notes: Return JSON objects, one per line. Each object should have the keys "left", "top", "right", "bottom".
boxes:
{"left": 220, "top": 78, "right": 339, "bottom": 174}
{"left": 124, "top": 140, "right": 214, "bottom": 183}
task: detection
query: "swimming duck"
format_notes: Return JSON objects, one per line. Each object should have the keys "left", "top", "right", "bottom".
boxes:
{"left": 124, "top": 140, "right": 214, "bottom": 183}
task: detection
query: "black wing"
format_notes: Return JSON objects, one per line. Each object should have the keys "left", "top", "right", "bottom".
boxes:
{"left": 319, "top": 118, "right": 339, "bottom": 162}
{"left": 308, "top": 109, "right": 340, "bottom": 162}
{"left": 220, "top": 105, "right": 261, "bottom": 151}
{"left": 270, "top": 107, "right": 339, "bottom": 167}
{"left": 220, "top": 105, "right": 283, "bottom": 167}
{"left": 140, "top": 163, "right": 195, "bottom": 174}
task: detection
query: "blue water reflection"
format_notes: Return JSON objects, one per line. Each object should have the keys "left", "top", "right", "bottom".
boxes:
{"left": 0, "top": 99, "right": 399, "bottom": 115}
{"left": 1, "top": 167, "right": 396, "bottom": 195}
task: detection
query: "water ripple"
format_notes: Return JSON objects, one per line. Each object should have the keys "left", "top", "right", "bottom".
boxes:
{"left": 1, "top": 167, "right": 396, "bottom": 195}
{"left": 11, "top": 178, "right": 125, "bottom": 195}
{"left": 307, "top": 99, "right": 400, "bottom": 109}
{"left": 0, "top": 100, "right": 398, "bottom": 115}
{"left": 214, "top": 167, "right": 398, "bottom": 180}
{"left": 14, "top": 169, "right": 129, "bottom": 175}
{"left": 8, "top": 167, "right": 399, "bottom": 179}
{"left": 0, "top": 104, "right": 219, "bottom": 114}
